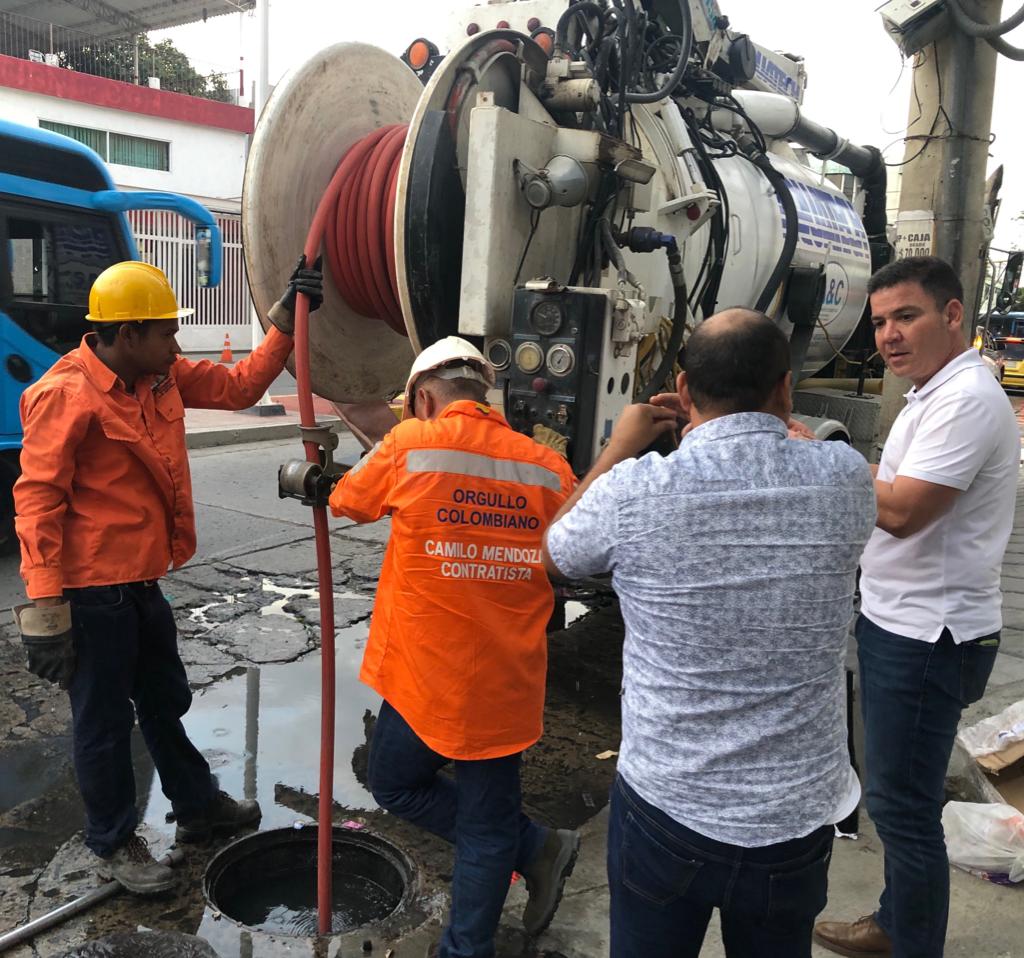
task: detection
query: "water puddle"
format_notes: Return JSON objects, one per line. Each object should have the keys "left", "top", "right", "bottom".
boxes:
{"left": 140, "top": 623, "right": 381, "bottom": 836}
{"left": 257, "top": 577, "right": 366, "bottom": 619}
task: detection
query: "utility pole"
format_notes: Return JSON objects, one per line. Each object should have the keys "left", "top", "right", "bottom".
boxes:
{"left": 244, "top": 0, "right": 285, "bottom": 415}
{"left": 877, "top": 0, "right": 1002, "bottom": 444}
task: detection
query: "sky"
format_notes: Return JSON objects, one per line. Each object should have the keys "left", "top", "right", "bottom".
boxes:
{"left": 152, "top": 0, "right": 1024, "bottom": 254}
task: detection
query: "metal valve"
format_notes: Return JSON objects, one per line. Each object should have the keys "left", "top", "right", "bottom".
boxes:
{"left": 278, "top": 422, "right": 348, "bottom": 507}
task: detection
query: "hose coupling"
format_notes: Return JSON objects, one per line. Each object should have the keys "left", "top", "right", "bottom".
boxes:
{"left": 278, "top": 422, "right": 348, "bottom": 507}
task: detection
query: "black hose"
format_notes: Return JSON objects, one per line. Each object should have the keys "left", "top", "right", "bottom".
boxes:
{"left": 683, "top": 109, "right": 728, "bottom": 317}
{"left": 555, "top": 1, "right": 607, "bottom": 54}
{"left": 947, "top": 0, "right": 1024, "bottom": 38}
{"left": 857, "top": 145, "right": 892, "bottom": 272}
{"left": 599, "top": 218, "right": 638, "bottom": 287}
{"left": 636, "top": 244, "right": 687, "bottom": 402}
{"left": 749, "top": 151, "right": 798, "bottom": 315}
{"left": 625, "top": 0, "right": 693, "bottom": 102}
{"left": 987, "top": 32, "right": 1024, "bottom": 59}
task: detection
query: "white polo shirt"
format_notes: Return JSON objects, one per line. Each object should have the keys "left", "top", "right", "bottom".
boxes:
{"left": 860, "top": 349, "right": 1020, "bottom": 643}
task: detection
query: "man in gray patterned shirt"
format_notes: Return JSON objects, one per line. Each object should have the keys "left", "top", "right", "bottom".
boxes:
{"left": 543, "top": 309, "right": 876, "bottom": 958}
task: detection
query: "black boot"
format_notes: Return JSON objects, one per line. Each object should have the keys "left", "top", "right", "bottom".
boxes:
{"left": 520, "top": 829, "right": 580, "bottom": 936}
{"left": 175, "top": 789, "right": 261, "bottom": 843}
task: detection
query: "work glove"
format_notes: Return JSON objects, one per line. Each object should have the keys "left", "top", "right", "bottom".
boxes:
{"left": 268, "top": 254, "right": 324, "bottom": 335}
{"left": 533, "top": 423, "right": 569, "bottom": 459}
{"left": 13, "top": 601, "right": 75, "bottom": 690}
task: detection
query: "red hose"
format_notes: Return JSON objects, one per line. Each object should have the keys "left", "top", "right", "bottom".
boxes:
{"left": 323, "top": 124, "right": 409, "bottom": 335}
{"left": 293, "top": 124, "right": 415, "bottom": 936}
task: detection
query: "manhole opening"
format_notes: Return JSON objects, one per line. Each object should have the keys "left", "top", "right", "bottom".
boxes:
{"left": 205, "top": 827, "right": 412, "bottom": 937}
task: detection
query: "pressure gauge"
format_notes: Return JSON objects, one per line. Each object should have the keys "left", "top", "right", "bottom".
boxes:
{"left": 530, "top": 300, "right": 564, "bottom": 336}
{"left": 515, "top": 341, "right": 544, "bottom": 374}
{"left": 546, "top": 343, "right": 575, "bottom": 377}
{"left": 485, "top": 339, "right": 511, "bottom": 371}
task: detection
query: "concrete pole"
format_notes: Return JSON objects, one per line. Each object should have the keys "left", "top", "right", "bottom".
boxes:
{"left": 876, "top": 0, "right": 1001, "bottom": 445}
{"left": 250, "top": 0, "right": 270, "bottom": 357}
{"left": 246, "top": 0, "right": 285, "bottom": 413}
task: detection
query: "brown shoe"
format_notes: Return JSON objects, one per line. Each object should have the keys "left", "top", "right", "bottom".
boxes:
{"left": 814, "top": 915, "right": 892, "bottom": 956}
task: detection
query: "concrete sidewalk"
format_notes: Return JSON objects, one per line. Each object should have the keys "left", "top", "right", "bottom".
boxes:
{"left": 184, "top": 403, "right": 342, "bottom": 450}
{"left": 520, "top": 477, "right": 1024, "bottom": 958}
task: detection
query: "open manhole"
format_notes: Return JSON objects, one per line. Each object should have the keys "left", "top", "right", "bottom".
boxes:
{"left": 204, "top": 827, "right": 413, "bottom": 936}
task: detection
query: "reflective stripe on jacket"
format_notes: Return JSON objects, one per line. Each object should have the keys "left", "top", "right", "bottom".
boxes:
{"left": 329, "top": 400, "right": 575, "bottom": 760}
{"left": 15, "top": 329, "right": 293, "bottom": 598}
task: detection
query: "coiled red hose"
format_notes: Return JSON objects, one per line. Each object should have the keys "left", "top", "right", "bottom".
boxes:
{"left": 323, "top": 124, "right": 409, "bottom": 335}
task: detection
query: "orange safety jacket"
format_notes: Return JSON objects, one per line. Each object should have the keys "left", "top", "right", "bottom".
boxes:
{"left": 15, "top": 328, "right": 293, "bottom": 599}
{"left": 329, "top": 400, "right": 575, "bottom": 760}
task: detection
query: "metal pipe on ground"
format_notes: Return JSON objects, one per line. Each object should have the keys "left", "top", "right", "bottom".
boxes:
{"left": 0, "top": 850, "right": 185, "bottom": 954}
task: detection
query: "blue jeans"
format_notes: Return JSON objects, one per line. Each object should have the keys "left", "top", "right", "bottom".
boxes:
{"left": 857, "top": 614, "right": 999, "bottom": 958}
{"left": 608, "top": 775, "right": 834, "bottom": 958}
{"left": 67, "top": 582, "right": 215, "bottom": 857}
{"left": 367, "top": 700, "right": 546, "bottom": 958}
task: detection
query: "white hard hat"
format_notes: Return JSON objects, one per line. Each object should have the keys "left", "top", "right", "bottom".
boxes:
{"left": 402, "top": 336, "right": 496, "bottom": 419}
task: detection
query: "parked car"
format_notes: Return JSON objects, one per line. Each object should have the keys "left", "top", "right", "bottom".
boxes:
{"left": 993, "top": 337, "right": 1024, "bottom": 389}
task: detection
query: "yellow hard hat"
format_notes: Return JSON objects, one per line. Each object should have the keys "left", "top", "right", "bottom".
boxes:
{"left": 85, "top": 261, "right": 194, "bottom": 322}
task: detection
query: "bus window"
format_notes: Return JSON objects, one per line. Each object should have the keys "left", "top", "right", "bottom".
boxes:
{"left": 2, "top": 204, "right": 123, "bottom": 355}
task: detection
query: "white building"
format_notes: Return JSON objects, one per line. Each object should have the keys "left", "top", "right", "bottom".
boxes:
{"left": 0, "top": 3, "right": 254, "bottom": 351}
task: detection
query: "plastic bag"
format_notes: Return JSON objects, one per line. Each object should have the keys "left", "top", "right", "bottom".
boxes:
{"left": 943, "top": 801, "right": 1024, "bottom": 884}
{"left": 958, "top": 700, "right": 1024, "bottom": 760}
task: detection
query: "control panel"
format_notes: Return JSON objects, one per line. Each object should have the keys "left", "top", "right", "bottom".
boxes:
{"left": 487, "top": 284, "right": 610, "bottom": 475}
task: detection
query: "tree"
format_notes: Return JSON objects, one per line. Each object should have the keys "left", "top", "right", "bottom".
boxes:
{"left": 59, "top": 34, "right": 233, "bottom": 103}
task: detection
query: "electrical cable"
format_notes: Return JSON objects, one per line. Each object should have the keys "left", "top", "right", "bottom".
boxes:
{"left": 683, "top": 108, "right": 730, "bottom": 317}
{"left": 636, "top": 244, "right": 687, "bottom": 402}
{"left": 555, "top": 1, "right": 607, "bottom": 55}
{"left": 599, "top": 218, "right": 639, "bottom": 288}
{"left": 514, "top": 210, "right": 542, "bottom": 285}
{"left": 947, "top": 0, "right": 1024, "bottom": 38}
{"left": 949, "top": 0, "right": 1024, "bottom": 58}
{"left": 624, "top": 0, "right": 693, "bottom": 103}
{"left": 747, "top": 150, "right": 798, "bottom": 315}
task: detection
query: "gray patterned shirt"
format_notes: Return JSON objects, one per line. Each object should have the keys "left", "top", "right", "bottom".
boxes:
{"left": 546, "top": 413, "right": 876, "bottom": 846}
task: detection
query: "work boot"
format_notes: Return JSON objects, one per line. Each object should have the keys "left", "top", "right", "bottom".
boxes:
{"left": 94, "top": 834, "right": 176, "bottom": 895}
{"left": 814, "top": 915, "right": 893, "bottom": 956}
{"left": 175, "top": 789, "right": 262, "bottom": 843}
{"left": 520, "top": 828, "right": 581, "bottom": 937}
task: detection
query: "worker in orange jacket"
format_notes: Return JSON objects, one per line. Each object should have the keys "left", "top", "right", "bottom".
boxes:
{"left": 13, "top": 258, "right": 322, "bottom": 895}
{"left": 329, "top": 337, "right": 580, "bottom": 958}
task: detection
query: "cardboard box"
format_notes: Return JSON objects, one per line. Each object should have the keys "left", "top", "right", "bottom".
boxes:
{"left": 985, "top": 756, "right": 1024, "bottom": 814}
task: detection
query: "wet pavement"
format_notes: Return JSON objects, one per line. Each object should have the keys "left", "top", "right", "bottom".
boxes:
{"left": 5, "top": 396, "right": 1024, "bottom": 958}
{"left": 0, "top": 438, "right": 624, "bottom": 958}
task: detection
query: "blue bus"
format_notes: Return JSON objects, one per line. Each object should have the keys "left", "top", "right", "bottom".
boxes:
{"left": 0, "top": 119, "right": 222, "bottom": 550}
{"left": 988, "top": 312, "right": 1024, "bottom": 340}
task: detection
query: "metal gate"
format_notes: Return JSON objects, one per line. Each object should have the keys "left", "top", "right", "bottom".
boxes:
{"left": 128, "top": 209, "right": 252, "bottom": 352}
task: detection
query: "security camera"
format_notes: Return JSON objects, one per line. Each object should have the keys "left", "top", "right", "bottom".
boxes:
{"left": 877, "top": 0, "right": 951, "bottom": 55}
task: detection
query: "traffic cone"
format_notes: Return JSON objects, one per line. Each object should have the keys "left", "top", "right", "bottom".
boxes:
{"left": 220, "top": 333, "right": 233, "bottom": 364}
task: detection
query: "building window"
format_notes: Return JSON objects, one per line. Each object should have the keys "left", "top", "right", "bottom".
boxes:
{"left": 109, "top": 132, "right": 170, "bottom": 171}
{"left": 39, "top": 121, "right": 107, "bottom": 160}
{"left": 39, "top": 121, "right": 170, "bottom": 172}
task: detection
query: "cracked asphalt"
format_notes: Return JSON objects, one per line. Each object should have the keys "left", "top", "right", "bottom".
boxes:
{"left": 0, "top": 436, "right": 626, "bottom": 958}
{"left": 5, "top": 402, "right": 1024, "bottom": 958}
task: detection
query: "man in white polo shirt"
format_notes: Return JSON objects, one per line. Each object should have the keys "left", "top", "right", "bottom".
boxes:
{"left": 816, "top": 257, "right": 1019, "bottom": 958}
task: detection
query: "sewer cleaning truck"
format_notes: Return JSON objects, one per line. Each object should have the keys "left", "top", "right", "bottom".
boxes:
{"left": 0, "top": 118, "right": 222, "bottom": 550}
{"left": 242, "top": 0, "right": 889, "bottom": 477}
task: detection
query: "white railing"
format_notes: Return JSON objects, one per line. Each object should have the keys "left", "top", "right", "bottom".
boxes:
{"left": 128, "top": 209, "right": 253, "bottom": 351}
